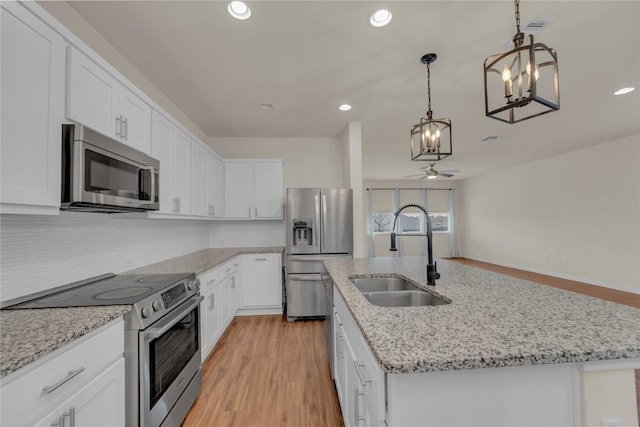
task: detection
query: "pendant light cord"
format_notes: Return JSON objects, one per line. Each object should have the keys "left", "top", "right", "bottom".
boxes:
{"left": 426, "top": 63, "right": 432, "bottom": 118}
{"left": 515, "top": 0, "right": 521, "bottom": 34}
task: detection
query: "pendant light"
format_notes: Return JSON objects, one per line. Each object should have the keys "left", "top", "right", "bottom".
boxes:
{"left": 483, "top": 0, "right": 559, "bottom": 124}
{"left": 410, "top": 53, "right": 452, "bottom": 162}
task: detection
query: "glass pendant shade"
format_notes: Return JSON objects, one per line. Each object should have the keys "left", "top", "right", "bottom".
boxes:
{"left": 410, "top": 115, "right": 452, "bottom": 161}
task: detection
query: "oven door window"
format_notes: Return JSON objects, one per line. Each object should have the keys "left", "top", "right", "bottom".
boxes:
{"left": 148, "top": 308, "right": 199, "bottom": 408}
{"left": 84, "top": 148, "right": 152, "bottom": 201}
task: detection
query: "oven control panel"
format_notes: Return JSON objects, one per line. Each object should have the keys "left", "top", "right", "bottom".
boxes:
{"left": 161, "top": 284, "right": 187, "bottom": 310}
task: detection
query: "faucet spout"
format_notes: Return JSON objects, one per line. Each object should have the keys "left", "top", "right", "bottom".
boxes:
{"left": 389, "top": 203, "right": 440, "bottom": 286}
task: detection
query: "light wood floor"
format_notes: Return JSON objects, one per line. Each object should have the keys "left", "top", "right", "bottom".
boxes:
{"left": 183, "top": 315, "right": 344, "bottom": 427}
{"left": 184, "top": 258, "right": 640, "bottom": 426}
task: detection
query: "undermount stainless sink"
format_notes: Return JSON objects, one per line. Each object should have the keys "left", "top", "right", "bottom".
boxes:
{"left": 362, "top": 290, "right": 449, "bottom": 307}
{"left": 350, "top": 276, "right": 420, "bottom": 292}
{"left": 349, "top": 276, "right": 450, "bottom": 307}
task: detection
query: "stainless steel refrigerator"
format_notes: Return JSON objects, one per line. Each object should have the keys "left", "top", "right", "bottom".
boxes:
{"left": 285, "top": 188, "right": 353, "bottom": 322}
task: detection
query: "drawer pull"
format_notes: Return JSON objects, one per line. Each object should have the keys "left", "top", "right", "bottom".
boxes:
{"left": 353, "top": 360, "right": 372, "bottom": 386}
{"left": 255, "top": 258, "right": 267, "bottom": 261}
{"left": 43, "top": 367, "right": 85, "bottom": 394}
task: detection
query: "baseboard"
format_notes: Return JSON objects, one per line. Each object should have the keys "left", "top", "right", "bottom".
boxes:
{"left": 236, "top": 306, "right": 283, "bottom": 316}
{"left": 462, "top": 256, "right": 640, "bottom": 295}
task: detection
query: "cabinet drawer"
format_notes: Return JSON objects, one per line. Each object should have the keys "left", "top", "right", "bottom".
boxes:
{"left": 1, "top": 318, "right": 124, "bottom": 426}
{"left": 199, "top": 257, "right": 239, "bottom": 293}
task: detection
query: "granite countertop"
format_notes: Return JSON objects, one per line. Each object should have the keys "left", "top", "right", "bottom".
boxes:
{"left": 324, "top": 256, "right": 640, "bottom": 374}
{"left": 0, "top": 305, "right": 130, "bottom": 378}
{"left": 125, "top": 246, "right": 283, "bottom": 276}
{"left": 1, "top": 246, "right": 283, "bottom": 378}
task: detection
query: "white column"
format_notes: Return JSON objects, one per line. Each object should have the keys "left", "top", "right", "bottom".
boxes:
{"left": 341, "top": 122, "right": 365, "bottom": 258}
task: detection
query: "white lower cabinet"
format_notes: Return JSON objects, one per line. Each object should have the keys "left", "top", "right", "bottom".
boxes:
{"left": 239, "top": 253, "right": 282, "bottom": 314}
{"left": 199, "top": 258, "right": 241, "bottom": 362}
{"left": 1, "top": 318, "right": 125, "bottom": 427}
{"left": 35, "top": 358, "right": 125, "bottom": 427}
{"left": 333, "top": 288, "right": 385, "bottom": 427}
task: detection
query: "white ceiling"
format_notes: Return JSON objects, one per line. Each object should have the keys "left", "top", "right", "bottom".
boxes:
{"left": 67, "top": 1, "right": 639, "bottom": 181}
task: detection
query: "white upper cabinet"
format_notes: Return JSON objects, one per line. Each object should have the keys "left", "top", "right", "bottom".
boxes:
{"left": 0, "top": 2, "right": 66, "bottom": 214}
{"left": 190, "top": 141, "right": 209, "bottom": 217}
{"left": 151, "top": 111, "right": 190, "bottom": 216}
{"left": 67, "top": 46, "right": 151, "bottom": 154}
{"left": 208, "top": 155, "right": 224, "bottom": 218}
{"left": 224, "top": 160, "right": 283, "bottom": 219}
{"left": 192, "top": 145, "right": 225, "bottom": 219}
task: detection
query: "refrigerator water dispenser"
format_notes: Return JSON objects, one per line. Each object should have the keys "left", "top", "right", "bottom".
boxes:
{"left": 292, "top": 219, "right": 313, "bottom": 247}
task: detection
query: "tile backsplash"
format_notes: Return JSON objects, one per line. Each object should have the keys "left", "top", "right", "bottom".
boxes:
{"left": 0, "top": 213, "right": 210, "bottom": 302}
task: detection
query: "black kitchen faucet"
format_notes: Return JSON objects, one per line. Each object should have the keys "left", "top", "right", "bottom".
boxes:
{"left": 389, "top": 203, "right": 441, "bottom": 286}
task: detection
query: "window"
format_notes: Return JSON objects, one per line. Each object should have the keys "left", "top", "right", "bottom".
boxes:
{"left": 372, "top": 212, "right": 393, "bottom": 233}
{"left": 372, "top": 212, "right": 449, "bottom": 233}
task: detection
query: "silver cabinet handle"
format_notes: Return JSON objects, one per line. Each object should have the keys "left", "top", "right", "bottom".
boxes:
{"left": 51, "top": 414, "right": 64, "bottom": 427}
{"left": 43, "top": 367, "right": 85, "bottom": 394}
{"left": 248, "top": 206, "right": 251, "bottom": 217}
{"left": 254, "top": 258, "right": 267, "bottom": 261}
{"left": 123, "top": 117, "right": 128, "bottom": 140}
{"left": 115, "top": 115, "right": 122, "bottom": 137}
{"left": 172, "top": 197, "right": 178, "bottom": 213}
{"left": 354, "top": 387, "right": 365, "bottom": 425}
{"left": 212, "top": 204, "right": 215, "bottom": 216}
{"left": 209, "top": 293, "right": 215, "bottom": 310}
{"left": 177, "top": 197, "right": 181, "bottom": 212}
{"left": 68, "top": 407, "right": 75, "bottom": 427}
{"left": 255, "top": 206, "right": 258, "bottom": 217}
{"left": 353, "top": 360, "right": 372, "bottom": 386}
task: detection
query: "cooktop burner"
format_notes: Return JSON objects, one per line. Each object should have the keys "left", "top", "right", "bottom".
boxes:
{"left": 4, "top": 273, "right": 194, "bottom": 309}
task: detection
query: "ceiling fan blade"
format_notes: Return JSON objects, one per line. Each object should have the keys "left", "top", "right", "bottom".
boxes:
{"left": 439, "top": 173, "right": 454, "bottom": 178}
{"left": 438, "top": 170, "right": 460, "bottom": 174}
{"left": 405, "top": 173, "right": 424, "bottom": 177}
{"left": 419, "top": 176, "right": 427, "bottom": 180}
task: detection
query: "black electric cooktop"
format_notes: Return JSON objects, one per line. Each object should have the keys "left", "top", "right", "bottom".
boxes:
{"left": 4, "top": 273, "right": 193, "bottom": 309}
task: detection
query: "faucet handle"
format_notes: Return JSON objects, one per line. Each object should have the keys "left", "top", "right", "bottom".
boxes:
{"left": 389, "top": 232, "right": 398, "bottom": 252}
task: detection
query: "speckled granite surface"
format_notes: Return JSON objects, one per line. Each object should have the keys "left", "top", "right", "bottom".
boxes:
{"left": 126, "top": 247, "right": 283, "bottom": 276}
{"left": 1, "top": 247, "right": 283, "bottom": 378}
{"left": 324, "top": 256, "right": 640, "bottom": 374}
{"left": 0, "top": 306, "right": 130, "bottom": 378}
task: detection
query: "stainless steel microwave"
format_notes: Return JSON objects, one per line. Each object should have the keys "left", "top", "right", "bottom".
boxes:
{"left": 61, "top": 124, "right": 159, "bottom": 213}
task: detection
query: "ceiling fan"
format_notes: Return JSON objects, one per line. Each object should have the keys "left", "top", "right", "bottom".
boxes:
{"left": 406, "top": 163, "right": 459, "bottom": 180}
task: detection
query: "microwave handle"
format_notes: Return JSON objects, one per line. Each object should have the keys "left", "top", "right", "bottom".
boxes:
{"left": 140, "top": 166, "right": 157, "bottom": 202}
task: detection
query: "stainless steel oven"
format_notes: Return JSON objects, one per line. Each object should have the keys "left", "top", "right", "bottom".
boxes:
{"left": 3, "top": 271, "right": 204, "bottom": 427}
{"left": 134, "top": 295, "right": 203, "bottom": 427}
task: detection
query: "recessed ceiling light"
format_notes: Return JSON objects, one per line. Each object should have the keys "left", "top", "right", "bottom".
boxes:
{"left": 259, "top": 103, "right": 273, "bottom": 110}
{"left": 614, "top": 87, "right": 635, "bottom": 95}
{"left": 369, "top": 9, "right": 392, "bottom": 27}
{"left": 228, "top": 1, "right": 251, "bottom": 20}
{"left": 338, "top": 104, "right": 352, "bottom": 111}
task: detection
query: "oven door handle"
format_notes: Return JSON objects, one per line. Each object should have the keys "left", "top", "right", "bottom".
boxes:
{"left": 142, "top": 296, "right": 204, "bottom": 340}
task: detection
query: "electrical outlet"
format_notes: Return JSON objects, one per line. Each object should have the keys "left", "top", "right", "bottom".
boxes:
{"left": 601, "top": 418, "right": 623, "bottom": 427}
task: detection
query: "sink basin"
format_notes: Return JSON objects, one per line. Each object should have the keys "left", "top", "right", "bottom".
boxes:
{"left": 350, "top": 277, "right": 420, "bottom": 292}
{"left": 362, "top": 291, "right": 449, "bottom": 307}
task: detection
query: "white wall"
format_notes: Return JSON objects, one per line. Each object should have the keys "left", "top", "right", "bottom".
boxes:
{"left": 209, "top": 137, "right": 343, "bottom": 188}
{"left": 209, "top": 221, "right": 285, "bottom": 248}
{"left": 0, "top": 213, "right": 210, "bottom": 302}
{"left": 459, "top": 134, "right": 640, "bottom": 293}
{"left": 341, "top": 123, "right": 365, "bottom": 258}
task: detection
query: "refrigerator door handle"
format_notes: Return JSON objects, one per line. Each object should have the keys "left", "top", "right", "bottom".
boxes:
{"left": 288, "top": 274, "right": 322, "bottom": 282}
{"left": 322, "top": 193, "right": 327, "bottom": 248}
{"left": 314, "top": 194, "right": 320, "bottom": 248}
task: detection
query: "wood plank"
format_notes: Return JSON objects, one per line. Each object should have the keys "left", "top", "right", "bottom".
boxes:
{"left": 183, "top": 315, "right": 344, "bottom": 427}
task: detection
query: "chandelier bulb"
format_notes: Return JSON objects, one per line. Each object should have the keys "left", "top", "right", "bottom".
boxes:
{"left": 435, "top": 129, "right": 441, "bottom": 138}
{"left": 502, "top": 64, "right": 511, "bottom": 82}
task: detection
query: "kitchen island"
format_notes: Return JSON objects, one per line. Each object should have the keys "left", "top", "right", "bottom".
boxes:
{"left": 324, "top": 256, "right": 640, "bottom": 426}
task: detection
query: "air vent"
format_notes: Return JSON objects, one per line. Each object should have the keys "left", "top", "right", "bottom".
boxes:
{"left": 502, "top": 19, "right": 554, "bottom": 47}
{"left": 480, "top": 135, "right": 501, "bottom": 142}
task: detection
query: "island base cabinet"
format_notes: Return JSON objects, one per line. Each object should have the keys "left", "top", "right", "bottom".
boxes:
{"left": 386, "top": 363, "right": 577, "bottom": 426}
{"left": 333, "top": 288, "right": 385, "bottom": 427}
